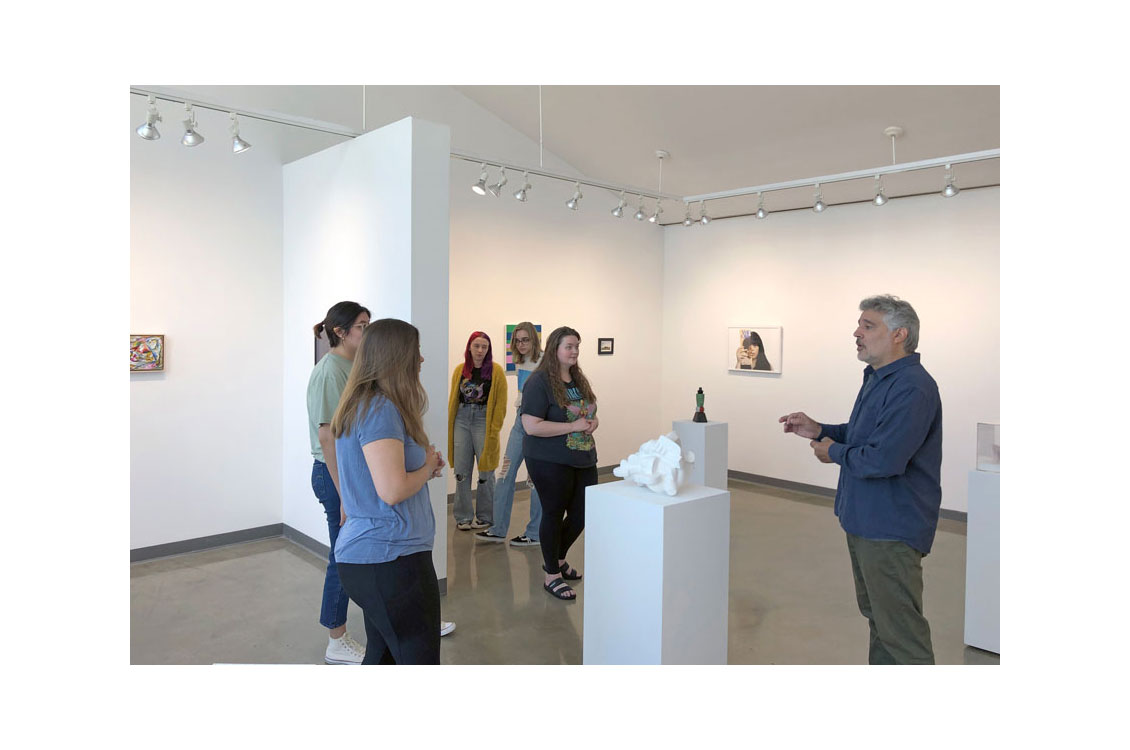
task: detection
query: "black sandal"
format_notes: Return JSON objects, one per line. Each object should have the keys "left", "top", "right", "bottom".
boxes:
{"left": 543, "top": 578, "right": 576, "bottom": 600}
{"left": 559, "top": 562, "right": 582, "bottom": 581}
{"left": 543, "top": 563, "right": 582, "bottom": 581}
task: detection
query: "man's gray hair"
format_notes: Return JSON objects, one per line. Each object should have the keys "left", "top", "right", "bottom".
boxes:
{"left": 860, "top": 294, "right": 920, "bottom": 353}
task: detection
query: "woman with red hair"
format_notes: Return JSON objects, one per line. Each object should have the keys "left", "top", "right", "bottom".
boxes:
{"left": 447, "top": 331, "right": 507, "bottom": 530}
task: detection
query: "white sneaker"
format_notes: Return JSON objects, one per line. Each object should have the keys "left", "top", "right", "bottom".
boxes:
{"left": 440, "top": 620, "right": 456, "bottom": 637}
{"left": 325, "top": 632, "right": 365, "bottom": 664}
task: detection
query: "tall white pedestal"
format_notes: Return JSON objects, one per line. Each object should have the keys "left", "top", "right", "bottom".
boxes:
{"left": 583, "top": 480, "right": 730, "bottom": 664}
{"left": 672, "top": 419, "right": 729, "bottom": 490}
{"left": 964, "top": 470, "right": 1000, "bottom": 654}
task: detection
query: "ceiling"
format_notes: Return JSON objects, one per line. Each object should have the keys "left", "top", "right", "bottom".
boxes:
{"left": 138, "top": 85, "right": 999, "bottom": 221}
{"left": 453, "top": 85, "right": 999, "bottom": 220}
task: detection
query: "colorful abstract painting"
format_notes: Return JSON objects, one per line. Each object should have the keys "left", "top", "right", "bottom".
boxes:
{"left": 504, "top": 323, "right": 542, "bottom": 372}
{"left": 130, "top": 334, "right": 165, "bottom": 371}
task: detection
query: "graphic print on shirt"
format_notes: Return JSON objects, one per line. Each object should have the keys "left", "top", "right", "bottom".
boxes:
{"left": 459, "top": 375, "right": 488, "bottom": 404}
{"left": 564, "top": 383, "right": 596, "bottom": 452}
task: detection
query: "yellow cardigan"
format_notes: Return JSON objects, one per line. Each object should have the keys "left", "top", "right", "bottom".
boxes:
{"left": 447, "top": 362, "right": 507, "bottom": 472}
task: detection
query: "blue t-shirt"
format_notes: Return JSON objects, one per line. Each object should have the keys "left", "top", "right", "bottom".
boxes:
{"left": 333, "top": 396, "right": 435, "bottom": 564}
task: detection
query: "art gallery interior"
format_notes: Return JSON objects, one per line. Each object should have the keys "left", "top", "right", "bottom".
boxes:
{"left": 130, "top": 85, "right": 1000, "bottom": 670}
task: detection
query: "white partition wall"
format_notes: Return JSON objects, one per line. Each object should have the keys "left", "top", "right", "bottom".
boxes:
{"left": 282, "top": 117, "right": 451, "bottom": 584}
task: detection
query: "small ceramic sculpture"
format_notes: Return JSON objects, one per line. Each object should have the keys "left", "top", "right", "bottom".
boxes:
{"left": 612, "top": 431, "right": 696, "bottom": 496}
{"left": 692, "top": 387, "right": 708, "bottom": 423}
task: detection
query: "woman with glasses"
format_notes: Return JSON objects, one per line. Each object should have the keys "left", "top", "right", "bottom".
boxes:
{"left": 521, "top": 326, "right": 598, "bottom": 601}
{"left": 447, "top": 331, "right": 507, "bottom": 531}
{"left": 331, "top": 318, "right": 446, "bottom": 664}
{"left": 306, "top": 301, "right": 370, "bottom": 664}
{"left": 475, "top": 322, "right": 543, "bottom": 547}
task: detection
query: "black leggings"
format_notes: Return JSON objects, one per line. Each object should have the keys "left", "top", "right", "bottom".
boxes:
{"left": 525, "top": 457, "right": 597, "bottom": 575}
{"left": 337, "top": 551, "right": 440, "bottom": 665}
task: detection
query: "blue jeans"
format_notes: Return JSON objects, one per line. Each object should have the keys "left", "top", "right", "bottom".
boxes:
{"left": 488, "top": 411, "right": 542, "bottom": 540}
{"left": 453, "top": 403, "right": 495, "bottom": 524}
{"left": 312, "top": 460, "right": 350, "bottom": 630}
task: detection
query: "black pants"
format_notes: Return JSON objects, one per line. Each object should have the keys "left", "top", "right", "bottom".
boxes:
{"left": 525, "top": 457, "right": 597, "bottom": 574}
{"left": 337, "top": 551, "right": 441, "bottom": 665}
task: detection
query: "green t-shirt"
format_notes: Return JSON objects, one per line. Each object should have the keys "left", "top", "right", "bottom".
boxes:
{"left": 306, "top": 352, "right": 352, "bottom": 462}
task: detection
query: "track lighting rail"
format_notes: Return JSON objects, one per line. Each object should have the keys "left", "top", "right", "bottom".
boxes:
{"left": 449, "top": 150, "right": 682, "bottom": 203}
{"left": 130, "top": 87, "right": 360, "bottom": 139}
{"left": 681, "top": 149, "right": 1000, "bottom": 204}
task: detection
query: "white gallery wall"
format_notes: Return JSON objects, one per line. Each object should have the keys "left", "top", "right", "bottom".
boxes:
{"left": 660, "top": 186, "right": 1000, "bottom": 513}
{"left": 131, "top": 85, "right": 998, "bottom": 558}
{"left": 130, "top": 99, "right": 288, "bottom": 549}
{"left": 445, "top": 160, "right": 666, "bottom": 492}
{"left": 281, "top": 117, "right": 452, "bottom": 578}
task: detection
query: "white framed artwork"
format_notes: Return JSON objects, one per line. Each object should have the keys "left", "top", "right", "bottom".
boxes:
{"left": 728, "top": 326, "right": 782, "bottom": 374}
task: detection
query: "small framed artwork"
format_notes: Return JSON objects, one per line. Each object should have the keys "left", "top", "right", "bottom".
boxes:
{"left": 728, "top": 326, "right": 782, "bottom": 374}
{"left": 130, "top": 334, "right": 165, "bottom": 372}
{"left": 597, "top": 338, "right": 614, "bottom": 355}
{"left": 504, "top": 323, "right": 542, "bottom": 372}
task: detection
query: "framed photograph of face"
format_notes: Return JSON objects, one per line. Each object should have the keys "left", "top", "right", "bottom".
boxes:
{"left": 505, "top": 323, "right": 542, "bottom": 372}
{"left": 130, "top": 334, "right": 165, "bottom": 372}
{"left": 728, "top": 326, "right": 782, "bottom": 374}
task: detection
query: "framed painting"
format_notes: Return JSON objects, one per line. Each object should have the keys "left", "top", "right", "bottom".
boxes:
{"left": 504, "top": 323, "right": 542, "bottom": 372}
{"left": 597, "top": 337, "right": 614, "bottom": 355}
{"left": 728, "top": 326, "right": 782, "bottom": 374}
{"left": 130, "top": 334, "right": 165, "bottom": 372}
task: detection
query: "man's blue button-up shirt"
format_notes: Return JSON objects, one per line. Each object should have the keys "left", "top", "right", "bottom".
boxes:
{"left": 819, "top": 353, "right": 943, "bottom": 554}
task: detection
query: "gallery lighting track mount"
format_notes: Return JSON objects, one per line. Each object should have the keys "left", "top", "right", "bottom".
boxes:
{"left": 681, "top": 149, "right": 1000, "bottom": 205}
{"left": 450, "top": 150, "right": 682, "bottom": 204}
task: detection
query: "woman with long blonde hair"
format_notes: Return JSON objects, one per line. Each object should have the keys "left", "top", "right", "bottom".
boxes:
{"left": 520, "top": 326, "right": 599, "bottom": 601}
{"left": 475, "top": 321, "right": 544, "bottom": 547}
{"left": 330, "top": 318, "right": 445, "bottom": 664}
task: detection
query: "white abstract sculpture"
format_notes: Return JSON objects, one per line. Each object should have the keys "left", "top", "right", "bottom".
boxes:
{"left": 612, "top": 431, "right": 696, "bottom": 496}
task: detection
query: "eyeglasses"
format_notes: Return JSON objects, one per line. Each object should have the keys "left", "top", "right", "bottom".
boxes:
{"left": 513, "top": 336, "right": 531, "bottom": 344}
{"left": 352, "top": 322, "right": 368, "bottom": 331}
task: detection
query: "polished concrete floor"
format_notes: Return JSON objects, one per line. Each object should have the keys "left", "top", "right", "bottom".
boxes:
{"left": 130, "top": 478, "right": 999, "bottom": 665}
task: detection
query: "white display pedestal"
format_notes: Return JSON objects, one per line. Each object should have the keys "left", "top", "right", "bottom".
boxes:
{"left": 964, "top": 470, "right": 1000, "bottom": 654}
{"left": 583, "top": 480, "right": 731, "bottom": 664}
{"left": 672, "top": 419, "right": 729, "bottom": 490}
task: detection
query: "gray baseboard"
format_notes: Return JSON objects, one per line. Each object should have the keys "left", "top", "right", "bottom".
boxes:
{"left": 133, "top": 522, "right": 449, "bottom": 594}
{"left": 131, "top": 466, "right": 963, "bottom": 564}
{"left": 282, "top": 524, "right": 329, "bottom": 559}
{"left": 728, "top": 470, "right": 967, "bottom": 524}
{"left": 130, "top": 524, "right": 284, "bottom": 563}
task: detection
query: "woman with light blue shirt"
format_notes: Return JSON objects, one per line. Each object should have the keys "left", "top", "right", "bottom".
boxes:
{"left": 331, "top": 318, "right": 445, "bottom": 665}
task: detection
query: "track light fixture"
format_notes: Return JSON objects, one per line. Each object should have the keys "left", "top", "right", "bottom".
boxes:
{"left": 472, "top": 164, "right": 489, "bottom": 195}
{"left": 514, "top": 172, "right": 532, "bottom": 202}
{"left": 565, "top": 182, "right": 582, "bottom": 210}
{"left": 699, "top": 200, "right": 711, "bottom": 225}
{"left": 487, "top": 168, "right": 508, "bottom": 197}
{"left": 136, "top": 95, "right": 162, "bottom": 140}
{"left": 872, "top": 175, "right": 887, "bottom": 206}
{"left": 229, "top": 113, "right": 251, "bottom": 154}
{"left": 612, "top": 191, "right": 626, "bottom": 218}
{"left": 942, "top": 164, "right": 959, "bottom": 197}
{"left": 812, "top": 184, "right": 825, "bottom": 213}
{"left": 756, "top": 193, "right": 768, "bottom": 220}
{"left": 180, "top": 104, "right": 204, "bottom": 147}
{"left": 634, "top": 195, "right": 647, "bottom": 221}
{"left": 648, "top": 200, "right": 663, "bottom": 223}
{"left": 683, "top": 203, "right": 693, "bottom": 226}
